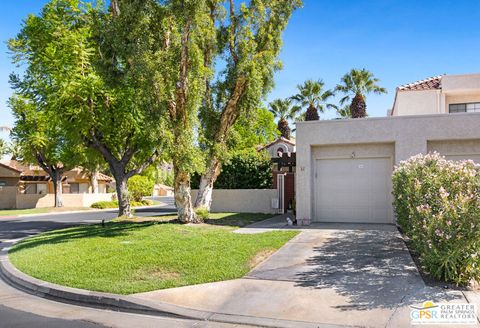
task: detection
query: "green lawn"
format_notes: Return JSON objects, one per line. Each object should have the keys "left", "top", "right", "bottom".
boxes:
{"left": 9, "top": 213, "right": 296, "bottom": 295}
{"left": 0, "top": 207, "right": 91, "bottom": 217}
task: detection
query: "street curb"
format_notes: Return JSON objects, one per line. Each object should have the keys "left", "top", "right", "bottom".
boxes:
{"left": 0, "top": 239, "right": 348, "bottom": 328}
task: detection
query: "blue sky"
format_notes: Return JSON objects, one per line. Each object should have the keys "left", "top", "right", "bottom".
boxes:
{"left": 1, "top": 0, "right": 480, "bottom": 138}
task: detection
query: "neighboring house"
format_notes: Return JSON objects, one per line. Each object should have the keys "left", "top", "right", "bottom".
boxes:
{"left": 258, "top": 136, "right": 296, "bottom": 160}
{"left": 296, "top": 74, "right": 480, "bottom": 225}
{"left": 0, "top": 160, "right": 113, "bottom": 209}
{"left": 391, "top": 73, "right": 480, "bottom": 116}
{"left": 153, "top": 184, "right": 174, "bottom": 197}
{"left": 258, "top": 136, "right": 296, "bottom": 213}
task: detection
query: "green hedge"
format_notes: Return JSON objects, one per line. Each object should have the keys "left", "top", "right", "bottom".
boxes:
{"left": 191, "top": 152, "right": 272, "bottom": 189}
{"left": 392, "top": 152, "right": 480, "bottom": 285}
{"left": 91, "top": 199, "right": 153, "bottom": 209}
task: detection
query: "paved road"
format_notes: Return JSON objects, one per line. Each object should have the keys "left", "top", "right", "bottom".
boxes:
{"left": 0, "top": 196, "right": 176, "bottom": 242}
{"left": 0, "top": 305, "right": 105, "bottom": 328}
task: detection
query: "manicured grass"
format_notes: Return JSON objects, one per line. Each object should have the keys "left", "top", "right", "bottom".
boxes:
{"left": 9, "top": 213, "right": 296, "bottom": 295}
{"left": 0, "top": 207, "right": 91, "bottom": 217}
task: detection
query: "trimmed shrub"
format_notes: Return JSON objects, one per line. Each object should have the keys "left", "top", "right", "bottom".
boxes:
{"left": 191, "top": 152, "right": 272, "bottom": 189}
{"left": 195, "top": 207, "right": 210, "bottom": 220}
{"left": 127, "top": 175, "right": 155, "bottom": 202}
{"left": 392, "top": 152, "right": 480, "bottom": 285}
{"left": 91, "top": 199, "right": 153, "bottom": 209}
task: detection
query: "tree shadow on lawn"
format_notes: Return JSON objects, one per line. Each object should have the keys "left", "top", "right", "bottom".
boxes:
{"left": 8, "top": 221, "right": 160, "bottom": 254}
{"left": 295, "top": 229, "right": 460, "bottom": 311}
{"left": 204, "top": 213, "right": 274, "bottom": 228}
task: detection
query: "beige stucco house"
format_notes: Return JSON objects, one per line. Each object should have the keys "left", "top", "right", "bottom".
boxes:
{"left": 0, "top": 160, "right": 113, "bottom": 209}
{"left": 391, "top": 73, "right": 480, "bottom": 116}
{"left": 296, "top": 73, "right": 480, "bottom": 225}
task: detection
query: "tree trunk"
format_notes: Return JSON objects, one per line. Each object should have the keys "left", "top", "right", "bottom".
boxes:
{"left": 51, "top": 171, "right": 64, "bottom": 208}
{"left": 350, "top": 93, "right": 367, "bottom": 118}
{"left": 174, "top": 168, "right": 199, "bottom": 223}
{"left": 115, "top": 174, "right": 131, "bottom": 217}
{"left": 90, "top": 170, "right": 99, "bottom": 194}
{"left": 194, "top": 156, "right": 221, "bottom": 211}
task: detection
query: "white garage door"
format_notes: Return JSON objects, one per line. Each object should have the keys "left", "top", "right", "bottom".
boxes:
{"left": 445, "top": 154, "right": 480, "bottom": 163}
{"left": 314, "top": 157, "right": 393, "bottom": 223}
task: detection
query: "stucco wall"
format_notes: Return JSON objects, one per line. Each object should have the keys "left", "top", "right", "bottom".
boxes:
{"left": 16, "top": 193, "right": 115, "bottom": 209}
{"left": 296, "top": 113, "right": 480, "bottom": 223}
{"left": 445, "top": 92, "right": 480, "bottom": 110}
{"left": 393, "top": 90, "right": 440, "bottom": 116}
{"left": 191, "top": 189, "right": 278, "bottom": 214}
{"left": 0, "top": 187, "right": 17, "bottom": 209}
{"left": 442, "top": 74, "right": 480, "bottom": 93}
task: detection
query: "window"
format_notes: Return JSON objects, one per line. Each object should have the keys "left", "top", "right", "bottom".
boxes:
{"left": 25, "top": 184, "right": 37, "bottom": 194}
{"left": 70, "top": 183, "right": 79, "bottom": 194}
{"left": 79, "top": 183, "right": 89, "bottom": 193}
{"left": 449, "top": 102, "right": 480, "bottom": 113}
{"left": 36, "top": 184, "right": 47, "bottom": 194}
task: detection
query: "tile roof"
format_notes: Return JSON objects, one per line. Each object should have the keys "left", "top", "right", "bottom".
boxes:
{"left": 0, "top": 160, "right": 112, "bottom": 181}
{"left": 397, "top": 75, "right": 443, "bottom": 91}
{"left": 257, "top": 136, "right": 296, "bottom": 151}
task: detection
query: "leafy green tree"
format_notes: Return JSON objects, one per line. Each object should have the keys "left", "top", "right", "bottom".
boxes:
{"left": 268, "top": 98, "right": 300, "bottom": 139}
{"left": 9, "top": 0, "right": 168, "bottom": 217}
{"left": 0, "top": 139, "right": 8, "bottom": 158}
{"left": 194, "top": 0, "right": 301, "bottom": 211}
{"left": 8, "top": 97, "right": 75, "bottom": 207}
{"left": 7, "top": 140, "right": 23, "bottom": 161}
{"left": 335, "top": 68, "right": 387, "bottom": 118}
{"left": 291, "top": 79, "right": 335, "bottom": 121}
{"left": 227, "top": 107, "right": 279, "bottom": 152}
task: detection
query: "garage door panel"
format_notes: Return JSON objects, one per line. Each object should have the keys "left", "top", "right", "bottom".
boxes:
{"left": 314, "top": 157, "right": 392, "bottom": 223}
{"left": 445, "top": 154, "right": 480, "bottom": 163}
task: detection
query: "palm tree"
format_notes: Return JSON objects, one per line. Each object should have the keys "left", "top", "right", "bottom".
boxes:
{"left": 335, "top": 69, "right": 387, "bottom": 118}
{"left": 291, "top": 79, "right": 335, "bottom": 121}
{"left": 269, "top": 98, "right": 301, "bottom": 139}
{"left": 336, "top": 105, "right": 351, "bottom": 119}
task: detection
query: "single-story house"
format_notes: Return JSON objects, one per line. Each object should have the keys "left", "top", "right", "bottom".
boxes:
{"left": 153, "top": 183, "right": 174, "bottom": 197}
{"left": 0, "top": 160, "right": 113, "bottom": 209}
{"left": 296, "top": 73, "right": 480, "bottom": 225}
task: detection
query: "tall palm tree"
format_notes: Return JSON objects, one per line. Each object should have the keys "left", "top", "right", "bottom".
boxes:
{"left": 292, "top": 80, "right": 335, "bottom": 121}
{"left": 269, "top": 98, "right": 301, "bottom": 139}
{"left": 335, "top": 69, "right": 387, "bottom": 118}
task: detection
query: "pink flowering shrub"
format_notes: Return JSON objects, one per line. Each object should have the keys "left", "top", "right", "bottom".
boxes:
{"left": 392, "top": 152, "right": 480, "bottom": 285}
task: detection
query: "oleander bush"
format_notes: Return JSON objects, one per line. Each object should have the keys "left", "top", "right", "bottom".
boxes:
{"left": 392, "top": 152, "right": 480, "bottom": 285}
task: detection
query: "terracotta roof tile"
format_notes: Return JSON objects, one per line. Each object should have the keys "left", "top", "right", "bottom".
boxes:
{"left": 398, "top": 75, "right": 443, "bottom": 91}
{"left": 0, "top": 160, "right": 112, "bottom": 181}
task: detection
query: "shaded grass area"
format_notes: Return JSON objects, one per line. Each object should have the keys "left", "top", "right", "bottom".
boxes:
{"left": 0, "top": 207, "right": 90, "bottom": 217}
{"left": 115, "top": 212, "right": 275, "bottom": 227}
{"left": 9, "top": 213, "right": 296, "bottom": 294}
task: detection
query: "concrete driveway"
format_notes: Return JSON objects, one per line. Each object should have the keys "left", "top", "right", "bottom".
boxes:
{"left": 135, "top": 223, "right": 476, "bottom": 327}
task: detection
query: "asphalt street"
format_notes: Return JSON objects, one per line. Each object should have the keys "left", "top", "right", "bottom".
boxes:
{"left": 0, "top": 305, "right": 105, "bottom": 328}
{"left": 0, "top": 196, "right": 176, "bottom": 241}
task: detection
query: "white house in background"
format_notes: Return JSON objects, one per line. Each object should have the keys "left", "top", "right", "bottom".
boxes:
{"left": 258, "top": 136, "right": 295, "bottom": 158}
{"left": 295, "top": 73, "right": 480, "bottom": 225}
{"left": 391, "top": 73, "right": 480, "bottom": 116}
